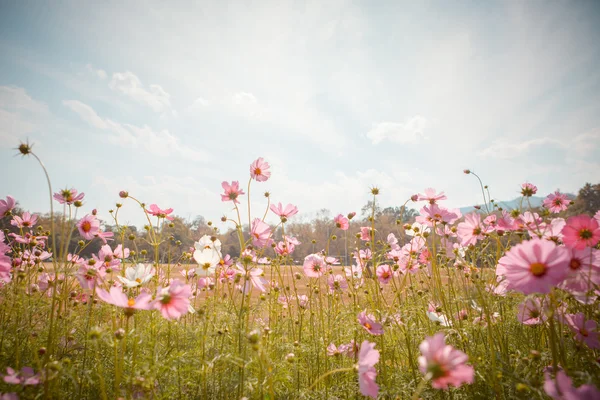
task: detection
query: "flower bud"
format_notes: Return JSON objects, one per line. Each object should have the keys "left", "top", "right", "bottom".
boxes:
{"left": 119, "top": 191, "right": 129, "bottom": 198}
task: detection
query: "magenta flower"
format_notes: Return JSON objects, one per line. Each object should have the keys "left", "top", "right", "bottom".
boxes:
{"left": 250, "top": 218, "right": 272, "bottom": 248}
{"left": 418, "top": 332, "right": 474, "bottom": 389}
{"left": 77, "top": 214, "right": 100, "bottom": 241}
{"left": 146, "top": 204, "right": 174, "bottom": 220}
{"left": 496, "top": 239, "right": 570, "bottom": 294}
{"left": 53, "top": 188, "right": 84, "bottom": 205}
{"left": 543, "top": 191, "right": 570, "bottom": 213}
{"left": 221, "top": 181, "right": 245, "bottom": 204}
{"left": 357, "top": 310, "right": 384, "bottom": 335}
{"left": 359, "top": 227, "right": 374, "bottom": 241}
{"left": 270, "top": 202, "right": 298, "bottom": 220}
{"left": 95, "top": 286, "right": 152, "bottom": 312}
{"left": 358, "top": 341, "right": 380, "bottom": 399}
{"left": 0, "top": 195, "right": 16, "bottom": 216}
{"left": 152, "top": 280, "right": 192, "bottom": 320}
{"left": 517, "top": 297, "right": 547, "bottom": 325}
{"left": 544, "top": 370, "right": 600, "bottom": 399}
{"left": 562, "top": 215, "right": 600, "bottom": 250}
{"left": 564, "top": 312, "right": 600, "bottom": 349}
{"left": 250, "top": 157, "right": 271, "bottom": 182}
{"left": 376, "top": 264, "right": 393, "bottom": 284}
{"left": 303, "top": 253, "right": 325, "bottom": 278}
{"left": 520, "top": 182, "right": 537, "bottom": 197}
{"left": 10, "top": 212, "right": 37, "bottom": 228}
{"left": 76, "top": 264, "right": 106, "bottom": 290}
{"left": 457, "top": 213, "right": 487, "bottom": 246}
{"left": 334, "top": 214, "right": 349, "bottom": 230}
{"left": 417, "top": 188, "right": 447, "bottom": 204}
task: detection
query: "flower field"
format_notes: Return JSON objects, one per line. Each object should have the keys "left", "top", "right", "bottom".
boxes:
{"left": 1, "top": 144, "right": 599, "bottom": 399}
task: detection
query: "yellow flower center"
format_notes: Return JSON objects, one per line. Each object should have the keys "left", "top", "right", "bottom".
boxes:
{"left": 81, "top": 221, "right": 91, "bottom": 233}
{"left": 127, "top": 298, "right": 135, "bottom": 307}
{"left": 364, "top": 322, "right": 372, "bottom": 330}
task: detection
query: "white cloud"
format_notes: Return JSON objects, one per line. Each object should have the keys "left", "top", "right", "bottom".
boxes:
{"left": 86, "top": 64, "right": 107, "bottom": 79}
{"left": 62, "top": 99, "right": 107, "bottom": 129}
{"left": 109, "top": 71, "right": 171, "bottom": 112}
{"left": 0, "top": 86, "right": 49, "bottom": 146}
{"left": 367, "top": 116, "right": 428, "bottom": 144}
{"left": 479, "top": 137, "right": 566, "bottom": 159}
{"left": 0, "top": 86, "right": 48, "bottom": 113}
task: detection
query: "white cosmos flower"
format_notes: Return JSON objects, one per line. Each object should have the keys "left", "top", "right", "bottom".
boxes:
{"left": 194, "top": 235, "right": 222, "bottom": 253}
{"left": 405, "top": 222, "right": 431, "bottom": 237}
{"left": 118, "top": 263, "right": 155, "bottom": 288}
{"left": 427, "top": 311, "right": 452, "bottom": 327}
{"left": 193, "top": 248, "right": 221, "bottom": 276}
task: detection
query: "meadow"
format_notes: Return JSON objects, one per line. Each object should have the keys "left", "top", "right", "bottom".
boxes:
{"left": 1, "top": 143, "right": 599, "bottom": 399}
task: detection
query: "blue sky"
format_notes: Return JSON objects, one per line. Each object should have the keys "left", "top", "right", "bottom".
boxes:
{"left": 1, "top": 0, "right": 599, "bottom": 228}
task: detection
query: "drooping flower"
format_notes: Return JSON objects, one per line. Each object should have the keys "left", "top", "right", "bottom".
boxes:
{"left": 520, "top": 182, "right": 537, "bottom": 197}
{"left": 564, "top": 312, "right": 600, "bottom": 349}
{"left": 417, "top": 188, "right": 447, "bottom": 204}
{"left": 270, "top": 202, "right": 298, "bottom": 220}
{"left": 0, "top": 196, "right": 16, "bottom": 216}
{"left": 334, "top": 214, "right": 349, "bottom": 230}
{"left": 250, "top": 157, "right": 271, "bottom": 182}
{"left": 152, "top": 280, "right": 192, "bottom": 320}
{"left": 117, "top": 264, "right": 155, "bottom": 288}
{"left": 250, "top": 218, "right": 272, "bottom": 248}
{"left": 561, "top": 215, "right": 600, "bottom": 250}
{"left": 77, "top": 214, "right": 100, "bottom": 240}
{"left": 303, "top": 254, "right": 325, "bottom": 278}
{"left": 517, "top": 297, "right": 547, "bottom": 325}
{"left": 358, "top": 341, "right": 380, "bottom": 399}
{"left": 220, "top": 181, "right": 245, "bottom": 204}
{"left": 95, "top": 286, "right": 152, "bottom": 313}
{"left": 53, "top": 188, "right": 85, "bottom": 205}
{"left": 496, "top": 239, "right": 570, "bottom": 294}
{"left": 418, "top": 332, "right": 474, "bottom": 389}
{"left": 544, "top": 370, "right": 600, "bottom": 399}
{"left": 146, "top": 204, "right": 174, "bottom": 221}
{"left": 543, "top": 191, "right": 570, "bottom": 213}
{"left": 10, "top": 212, "right": 38, "bottom": 229}
{"left": 357, "top": 311, "right": 384, "bottom": 335}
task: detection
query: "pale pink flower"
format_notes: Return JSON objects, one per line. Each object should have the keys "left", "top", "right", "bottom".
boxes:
{"left": 357, "top": 311, "right": 384, "bottom": 335}
{"left": 0, "top": 196, "right": 16, "bottom": 216}
{"left": 496, "top": 239, "right": 570, "bottom": 294}
{"left": 520, "top": 182, "right": 537, "bottom": 197}
{"left": 3, "top": 366, "right": 40, "bottom": 386}
{"left": 517, "top": 297, "right": 547, "bottom": 325}
{"left": 220, "top": 181, "right": 245, "bottom": 204}
{"left": 198, "top": 277, "right": 214, "bottom": 290}
{"left": 562, "top": 215, "right": 600, "bottom": 250}
{"left": 560, "top": 248, "right": 600, "bottom": 294}
{"left": 541, "top": 218, "right": 566, "bottom": 242}
{"left": 387, "top": 233, "right": 400, "bottom": 250}
{"left": 564, "top": 312, "right": 600, "bottom": 349}
{"left": 95, "top": 230, "right": 114, "bottom": 244}
{"left": 269, "top": 202, "right": 298, "bottom": 220}
{"left": 77, "top": 214, "right": 100, "bottom": 240}
{"left": 359, "top": 227, "right": 374, "bottom": 241}
{"left": 595, "top": 210, "right": 600, "bottom": 224}
{"left": 95, "top": 286, "right": 152, "bottom": 312}
{"left": 416, "top": 204, "right": 460, "bottom": 227}
{"left": 146, "top": 204, "right": 174, "bottom": 220}
{"left": 327, "top": 274, "right": 348, "bottom": 293}
{"left": 376, "top": 264, "right": 393, "bottom": 284}
{"left": 326, "top": 343, "right": 345, "bottom": 356}
{"left": 234, "top": 263, "right": 268, "bottom": 293}
{"left": 543, "top": 191, "right": 570, "bottom": 213}
{"left": 358, "top": 341, "right": 380, "bottom": 399}
{"left": 418, "top": 332, "right": 474, "bottom": 389}
{"left": 152, "top": 280, "right": 192, "bottom": 320}
{"left": 496, "top": 211, "right": 518, "bottom": 233}
{"left": 10, "top": 212, "right": 37, "bottom": 228}
{"left": 53, "top": 188, "right": 84, "bottom": 205}
{"left": 250, "top": 157, "right": 271, "bottom": 182}
{"left": 457, "top": 213, "right": 487, "bottom": 246}
{"left": 334, "top": 214, "right": 349, "bottom": 230}
{"left": 417, "top": 188, "right": 447, "bottom": 204}
{"left": 303, "top": 253, "right": 325, "bottom": 278}
{"left": 544, "top": 370, "right": 600, "bottom": 399}
{"left": 76, "top": 264, "right": 106, "bottom": 290}
{"left": 250, "top": 218, "right": 272, "bottom": 248}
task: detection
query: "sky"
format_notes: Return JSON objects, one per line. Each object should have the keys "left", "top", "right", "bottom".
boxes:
{"left": 1, "top": 0, "right": 599, "bottom": 228}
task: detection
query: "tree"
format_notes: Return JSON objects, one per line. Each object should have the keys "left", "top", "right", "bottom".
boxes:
{"left": 567, "top": 183, "right": 600, "bottom": 216}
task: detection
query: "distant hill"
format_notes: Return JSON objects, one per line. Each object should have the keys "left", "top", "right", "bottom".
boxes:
{"left": 459, "top": 194, "right": 575, "bottom": 215}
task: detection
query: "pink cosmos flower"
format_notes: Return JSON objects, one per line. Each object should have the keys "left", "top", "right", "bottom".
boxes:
{"left": 326, "top": 343, "right": 346, "bottom": 356}
{"left": 457, "top": 213, "right": 487, "bottom": 246}
{"left": 334, "top": 214, "right": 349, "bottom": 230}
{"left": 496, "top": 239, "right": 570, "bottom": 294}
{"left": 521, "top": 182, "right": 537, "bottom": 197}
{"left": 496, "top": 211, "right": 518, "bottom": 233}
{"left": 152, "top": 280, "right": 192, "bottom": 320}
{"left": 10, "top": 212, "right": 38, "bottom": 228}
{"left": 53, "top": 188, "right": 84, "bottom": 205}
{"left": 0, "top": 196, "right": 16, "bottom": 216}
{"left": 250, "top": 218, "right": 272, "bottom": 248}
{"left": 517, "top": 297, "right": 547, "bottom": 325}
{"left": 357, "top": 311, "right": 384, "bottom": 335}
{"left": 544, "top": 370, "right": 600, "bottom": 399}
{"left": 327, "top": 274, "right": 348, "bottom": 293}
{"left": 77, "top": 214, "right": 100, "bottom": 240}
{"left": 543, "top": 191, "right": 570, "bottom": 213}
{"left": 376, "top": 264, "right": 393, "bottom": 284}
{"left": 3, "top": 366, "right": 40, "bottom": 386}
{"left": 270, "top": 202, "right": 298, "bottom": 220}
{"left": 303, "top": 253, "right": 325, "bottom": 278}
{"left": 541, "top": 218, "right": 566, "bottom": 243}
{"left": 416, "top": 204, "right": 460, "bottom": 227}
{"left": 562, "top": 215, "right": 600, "bottom": 250}
{"left": 595, "top": 210, "right": 600, "bottom": 224}
{"left": 220, "top": 181, "right": 245, "bottom": 204}
{"left": 95, "top": 230, "right": 114, "bottom": 244}
{"left": 146, "top": 204, "right": 174, "bottom": 220}
{"left": 234, "top": 263, "right": 268, "bottom": 293}
{"left": 95, "top": 286, "right": 152, "bottom": 312}
{"left": 250, "top": 157, "right": 271, "bottom": 182}
{"left": 76, "top": 264, "right": 106, "bottom": 290}
{"left": 560, "top": 248, "right": 600, "bottom": 294}
{"left": 358, "top": 341, "right": 380, "bottom": 399}
{"left": 417, "top": 188, "right": 447, "bottom": 204}
{"left": 418, "top": 332, "right": 474, "bottom": 389}
{"left": 564, "top": 312, "right": 600, "bottom": 349}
